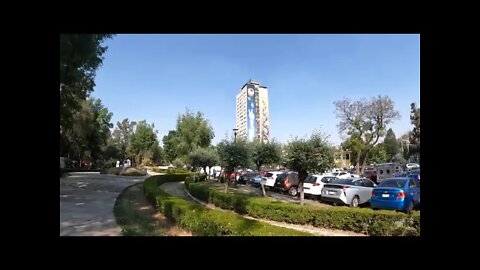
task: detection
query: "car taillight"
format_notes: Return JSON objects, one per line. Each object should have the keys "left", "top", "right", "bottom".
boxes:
{"left": 312, "top": 183, "right": 320, "bottom": 186}
{"left": 372, "top": 191, "right": 376, "bottom": 196}
{"left": 396, "top": 192, "right": 406, "bottom": 198}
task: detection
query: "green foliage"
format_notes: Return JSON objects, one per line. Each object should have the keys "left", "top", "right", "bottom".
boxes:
{"left": 283, "top": 131, "right": 335, "bottom": 181}
{"left": 60, "top": 34, "right": 113, "bottom": 130}
{"left": 366, "top": 144, "right": 389, "bottom": 164}
{"left": 250, "top": 140, "right": 282, "bottom": 171}
{"left": 175, "top": 110, "right": 215, "bottom": 158}
{"left": 127, "top": 120, "right": 160, "bottom": 166}
{"left": 187, "top": 183, "right": 420, "bottom": 236}
{"left": 217, "top": 139, "right": 251, "bottom": 175}
{"left": 383, "top": 128, "right": 399, "bottom": 161}
{"left": 61, "top": 97, "right": 113, "bottom": 167}
{"left": 187, "top": 147, "right": 219, "bottom": 173}
{"left": 143, "top": 176, "right": 311, "bottom": 236}
{"left": 162, "top": 130, "right": 180, "bottom": 164}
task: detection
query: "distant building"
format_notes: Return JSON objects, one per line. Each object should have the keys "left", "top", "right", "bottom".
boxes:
{"left": 235, "top": 79, "right": 270, "bottom": 142}
{"left": 334, "top": 149, "right": 351, "bottom": 169}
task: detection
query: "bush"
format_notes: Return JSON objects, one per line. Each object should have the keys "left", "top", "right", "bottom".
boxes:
{"left": 123, "top": 167, "right": 147, "bottom": 176}
{"left": 152, "top": 168, "right": 192, "bottom": 174}
{"left": 186, "top": 183, "right": 420, "bottom": 236}
{"left": 143, "top": 175, "right": 311, "bottom": 236}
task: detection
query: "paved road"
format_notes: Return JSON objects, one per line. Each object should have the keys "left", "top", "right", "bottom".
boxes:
{"left": 60, "top": 173, "right": 149, "bottom": 236}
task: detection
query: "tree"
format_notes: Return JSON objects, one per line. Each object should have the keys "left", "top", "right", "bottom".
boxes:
{"left": 112, "top": 119, "right": 137, "bottom": 161}
{"left": 128, "top": 121, "right": 159, "bottom": 166}
{"left": 283, "top": 132, "right": 334, "bottom": 205}
{"left": 409, "top": 102, "right": 420, "bottom": 162}
{"left": 217, "top": 139, "right": 250, "bottom": 193}
{"left": 365, "top": 144, "right": 388, "bottom": 165}
{"left": 383, "top": 128, "right": 399, "bottom": 161}
{"left": 175, "top": 110, "right": 215, "bottom": 158}
{"left": 162, "top": 130, "right": 180, "bottom": 164}
{"left": 61, "top": 97, "right": 113, "bottom": 168}
{"left": 60, "top": 34, "right": 113, "bottom": 134}
{"left": 187, "top": 148, "right": 219, "bottom": 180}
{"left": 251, "top": 140, "right": 282, "bottom": 196}
{"left": 334, "top": 96, "right": 400, "bottom": 174}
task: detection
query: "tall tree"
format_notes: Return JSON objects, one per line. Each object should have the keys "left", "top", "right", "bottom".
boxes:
{"left": 112, "top": 119, "right": 137, "bottom": 160}
{"left": 409, "top": 102, "right": 420, "bottom": 162}
{"left": 175, "top": 110, "right": 215, "bottom": 158}
{"left": 334, "top": 96, "right": 400, "bottom": 174}
{"left": 60, "top": 34, "right": 113, "bottom": 133}
{"left": 250, "top": 140, "right": 282, "bottom": 196}
{"left": 283, "top": 132, "right": 335, "bottom": 205}
{"left": 383, "top": 128, "right": 399, "bottom": 161}
{"left": 128, "top": 121, "right": 159, "bottom": 166}
{"left": 162, "top": 130, "right": 179, "bottom": 164}
{"left": 217, "top": 139, "right": 250, "bottom": 193}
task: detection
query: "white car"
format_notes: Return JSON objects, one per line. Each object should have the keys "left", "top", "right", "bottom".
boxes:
{"left": 262, "top": 171, "right": 285, "bottom": 188}
{"left": 321, "top": 178, "right": 377, "bottom": 207}
{"left": 406, "top": 163, "right": 420, "bottom": 171}
{"left": 303, "top": 174, "right": 337, "bottom": 197}
{"left": 334, "top": 172, "right": 360, "bottom": 179}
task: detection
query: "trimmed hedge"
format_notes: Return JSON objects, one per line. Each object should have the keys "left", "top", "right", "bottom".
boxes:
{"left": 144, "top": 175, "right": 311, "bottom": 236}
{"left": 187, "top": 182, "right": 420, "bottom": 236}
{"left": 152, "top": 168, "right": 192, "bottom": 174}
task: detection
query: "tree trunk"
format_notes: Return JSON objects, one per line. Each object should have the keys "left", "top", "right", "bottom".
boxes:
{"left": 224, "top": 173, "right": 229, "bottom": 193}
{"left": 361, "top": 151, "right": 370, "bottom": 175}
{"left": 355, "top": 153, "right": 361, "bottom": 175}
{"left": 258, "top": 165, "right": 267, "bottom": 197}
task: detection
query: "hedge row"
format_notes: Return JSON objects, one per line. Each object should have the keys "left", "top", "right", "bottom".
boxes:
{"left": 144, "top": 175, "right": 311, "bottom": 236}
{"left": 151, "top": 168, "right": 192, "bottom": 174}
{"left": 186, "top": 182, "right": 420, "bottom": 236}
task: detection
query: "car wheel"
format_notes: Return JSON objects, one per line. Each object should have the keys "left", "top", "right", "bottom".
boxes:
{"left": 405, "top": 200, "right": 414, "bottom": 213}
{"left": 350, "top": 196, "right": 359, "bottom": 208}
{"left": 288, "top": 186, "right": 298, "bottom": 197}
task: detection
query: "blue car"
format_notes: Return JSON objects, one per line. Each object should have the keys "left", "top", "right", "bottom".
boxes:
{"left": 371, "top": 177, "right": 420, "bottom": 213}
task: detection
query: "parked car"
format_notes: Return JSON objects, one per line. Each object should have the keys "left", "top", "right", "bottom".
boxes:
{"left": 405, "top": 163, "right": 420, "bottom": 171}
{"left": 273, "top": 172, "right": 300, "bottom": 196}
{"left": 237, "top": 173, "right": 259, "bottom": 185}
{"left": 248, "top": 174, "right": 263, "bottom": 187}
{"left": 321, "top": 178, "right": 376, "bottom": 207}
{"left": 303, "top": 174, "right": 337, "bottom": 198}
{"left": 370, "top": 177, "right": 420, "bottom": 213}
{"left": 336, "top": 172, "right": 360, "bottom": 179}
{"left": 262, "top": 171, "right": 285, "bottom": 189}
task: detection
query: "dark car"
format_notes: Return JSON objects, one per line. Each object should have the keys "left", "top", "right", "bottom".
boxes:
{"left": 237, "top": 173, "right": 260, "bottom": 185}
{"left": 273, "top": 172, "right": 300, "bottom": 196}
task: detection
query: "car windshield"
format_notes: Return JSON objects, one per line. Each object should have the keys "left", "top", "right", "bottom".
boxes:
{"left": 331, "top": 178, "right": 355, "bottom": 185}
{"left": 305, "top": 176, "right": 317, "bottom": 183}
{"left": 264, "top": 173, "right": 273, "bottom": 177}
{"left": 378, "top": 179, "right": 407, "bottom": 188}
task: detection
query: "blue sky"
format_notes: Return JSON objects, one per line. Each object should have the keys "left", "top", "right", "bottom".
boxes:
{"left": 93, "top": 34, "right": 420, "bottom": 146}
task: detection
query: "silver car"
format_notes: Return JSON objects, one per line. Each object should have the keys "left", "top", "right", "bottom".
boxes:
{"left": 321, "top": 178, "right": 376, "bottom": 207}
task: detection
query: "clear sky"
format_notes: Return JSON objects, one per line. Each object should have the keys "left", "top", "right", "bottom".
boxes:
{"left": 93, "top": 34, "right": 420, "bottom": 146}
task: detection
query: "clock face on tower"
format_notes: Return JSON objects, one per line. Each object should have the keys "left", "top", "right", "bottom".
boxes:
{"left": 247, "top": 87, "right": 255, "bottom": 97}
